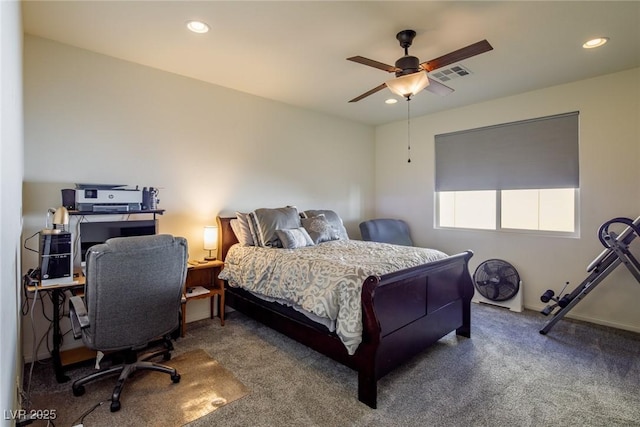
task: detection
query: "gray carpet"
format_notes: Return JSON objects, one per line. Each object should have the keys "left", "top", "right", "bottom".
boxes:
{"left": 25, "top": 303, "right": 640, "bottom": 426}
{"left": 28, "top": 349, "right": 248, "bottom": 426}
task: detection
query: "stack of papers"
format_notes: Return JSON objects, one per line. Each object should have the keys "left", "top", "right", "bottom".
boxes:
{"left": 186, "top": 286, "right": 210, "bottom": 298}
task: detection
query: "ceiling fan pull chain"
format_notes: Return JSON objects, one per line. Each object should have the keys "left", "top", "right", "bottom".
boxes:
{"left": 407, "top": 96, "right": 411, "bottom": 163}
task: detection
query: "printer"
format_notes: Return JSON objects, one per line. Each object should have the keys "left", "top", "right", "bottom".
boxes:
{"left": 75, "top": 184, "right": 143, "bottom": 212}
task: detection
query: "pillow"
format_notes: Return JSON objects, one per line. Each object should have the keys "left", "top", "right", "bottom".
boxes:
{"left": 233, "top": 212, "right": 256, "bottom": 246}
{"left": 303, "top": 209, "right": 349, "bottom": 240}
{"left": 301, "top": 215, "right": 341, "bottom": 244}
{"left": 230, "top": 218, "right": 241, "bottom": 242}
{"left": 251, "top": 206, "right": 301, "bottom": 247}
{"left": 275, "top": 228, "right": 315, "bottom": 249}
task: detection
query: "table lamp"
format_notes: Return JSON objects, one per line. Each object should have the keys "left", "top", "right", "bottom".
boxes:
{"left": 203, "top": 226, "right": 218, "bottom": 261}
{"left": 46, "top": 206, "right": 70, "bottom": 233}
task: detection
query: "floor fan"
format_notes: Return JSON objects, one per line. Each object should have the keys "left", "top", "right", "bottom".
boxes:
{"left": 472, "top": 259, "right": 523, "bottom": 312}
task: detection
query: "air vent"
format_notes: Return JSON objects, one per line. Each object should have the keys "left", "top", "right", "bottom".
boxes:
{"left": 430, "top": 65, "right": 472, "bottom": 83}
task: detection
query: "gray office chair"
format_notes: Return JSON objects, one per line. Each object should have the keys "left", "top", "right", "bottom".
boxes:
{"left": 69, "top": 234, "right": 188, "bottom": 412}
{"left": 359, "top": 218, "right": 414, "bottom": 246}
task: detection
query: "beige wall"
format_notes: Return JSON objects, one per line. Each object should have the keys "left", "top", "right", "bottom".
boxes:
{"left": 1, "top": 0, "right": 24, "bottom": 417}
{"left": 22, "top": 35, "right": 375, "bottom": 359}
{"left": 375, "top": 67, "right": 640, "bottom": 332}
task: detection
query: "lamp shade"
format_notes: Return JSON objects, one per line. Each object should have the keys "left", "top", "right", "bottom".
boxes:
{"left": 46, "top": 206, "right": 69, "bottom": 232}
{"left": 385, "top": 71, "right": 430, "bottom": 98}
{"left": 203, "top": 225, "right": 218, "bottom": 261}
{"left": 203, "top": 226, "right": 218, "bottom": 250}
{"left": 52, "top": 206, "right": 69, "bottom": 228}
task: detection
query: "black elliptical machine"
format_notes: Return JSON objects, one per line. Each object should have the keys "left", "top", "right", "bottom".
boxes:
{"left": 539, "top": 215, "right": 640, "bottom": 335}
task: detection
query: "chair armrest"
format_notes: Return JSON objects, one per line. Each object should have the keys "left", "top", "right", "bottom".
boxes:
{"left": 69, "top": 295, "right": 90, "bottom": 339}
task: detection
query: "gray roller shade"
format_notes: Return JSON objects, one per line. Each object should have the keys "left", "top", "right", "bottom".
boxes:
{"left": 435, "top": 112, "right": 579, "bottom": 191}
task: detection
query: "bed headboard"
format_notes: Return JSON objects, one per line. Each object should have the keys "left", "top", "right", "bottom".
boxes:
{"left": 216, "top": 216, "right": 238, "bottom": 261}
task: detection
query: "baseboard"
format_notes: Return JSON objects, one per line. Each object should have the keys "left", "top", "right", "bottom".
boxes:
{"left": 527, "top": 303, "right": 640, "bottom": 334}
{"left": 23, "top": 341, "right": 85, "bottom": 364}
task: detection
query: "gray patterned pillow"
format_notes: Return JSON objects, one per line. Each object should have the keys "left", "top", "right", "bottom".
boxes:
{"left": 301, "top": 215, "right": 341, "bottom": 244}
{"left": 275, "top": 228, "right": 315, "bottom": 249}
{"left": 233, "top": 212, "right": 256, "bottom": 246}
{"left": 251, "top": 206, "right": 301, "bottom": 247}
{"left": 303, "top": 209, "right": 349, "bottom": 240}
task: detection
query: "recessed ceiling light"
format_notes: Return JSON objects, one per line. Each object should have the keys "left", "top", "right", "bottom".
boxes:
{"left": 583, "top": 37, "right": 609, "bottom": 49}
{"left": 186, "top": 20, "right": 210, "bottom": 34}
{"left": 385, "top": 98, "right": 398, "bottom": 104}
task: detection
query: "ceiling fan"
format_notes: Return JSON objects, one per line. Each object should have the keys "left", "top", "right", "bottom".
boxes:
{"left": 347, "top": 30, "right": 493, "bottom": 102}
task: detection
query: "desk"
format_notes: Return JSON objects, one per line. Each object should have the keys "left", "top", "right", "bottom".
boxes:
{"left": 25, "top": 270, "right": 86, "bottom": 383}
{"left": 25, "top": 260, "right": 225, "bottom": 382}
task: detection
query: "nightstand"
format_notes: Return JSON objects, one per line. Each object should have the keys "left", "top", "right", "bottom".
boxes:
{"left": 182, "top": 259, "right": 225, "bottom": 336}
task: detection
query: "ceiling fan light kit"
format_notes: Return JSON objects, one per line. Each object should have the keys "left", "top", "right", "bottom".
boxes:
{"left": 385, "top": 71, "right": 430, "bottom": 99}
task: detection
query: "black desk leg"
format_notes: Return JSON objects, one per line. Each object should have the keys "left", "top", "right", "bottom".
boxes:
{"left": 51, "top": 289, "right": 70, "bottom": 383}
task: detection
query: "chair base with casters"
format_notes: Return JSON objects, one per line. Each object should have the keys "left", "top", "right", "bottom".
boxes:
{"left": 71, "top": 335, "right": 181, "bottom": 412}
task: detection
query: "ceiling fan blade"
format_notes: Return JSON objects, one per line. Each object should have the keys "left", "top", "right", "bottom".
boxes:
{"left": 420, "top": 39, "right": 493, "bottom": 72}
{"left": 425, "top": 78, "right": 454, "bottom": 96}
{"left": 347, "top": 56, "right": 399, "bottom": 73}
{"left": 348, "top": 83, "right": 388, "bottom": 103}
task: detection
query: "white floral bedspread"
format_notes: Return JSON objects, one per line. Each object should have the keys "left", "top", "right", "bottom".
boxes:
{"left": 218, "top": 240, "right": 448, "bottom": 355}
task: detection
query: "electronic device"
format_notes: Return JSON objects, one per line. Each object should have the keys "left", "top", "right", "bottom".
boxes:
{"left": 79, "top": 219, "right": 157, "bottom": 262}
{"left": 39, "top": 230, "right": 74, "bottom": 286}
{"left": 472, "top": 259, "right": 523, "bottom": 312}
{"left": 61, "top": 188, "right": 76, "bottom": 210}
{"left": 142, "top": 187, "right": 160, "bottom": 210}
{"left": 75, "top": 187, "right": 143, "bottom": 212}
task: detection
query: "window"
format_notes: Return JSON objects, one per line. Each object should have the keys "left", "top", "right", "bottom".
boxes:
{"left": 502, "top": 188, "right": 575, "bottom": 232}
{"left": 435, "top": 112, "right": 579, "bottom": 235}
{"left": 437, "top": 188, "right": 577, "bottom": 233}
{"left": 438, "top": 191, "right": 496, "bottom": 230}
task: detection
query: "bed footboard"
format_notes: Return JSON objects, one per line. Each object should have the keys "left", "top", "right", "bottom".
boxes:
{"left": 356, "top": 250, "right": 474, "bottom": 407}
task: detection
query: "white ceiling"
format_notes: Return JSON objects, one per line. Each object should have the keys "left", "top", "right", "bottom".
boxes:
{"left": 22, "top": 1, "right": 640, "bottom": 126}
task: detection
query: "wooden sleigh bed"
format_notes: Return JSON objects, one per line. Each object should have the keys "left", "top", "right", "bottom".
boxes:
{"left": 216, "top": 215, "right": 474, "bottom": 408}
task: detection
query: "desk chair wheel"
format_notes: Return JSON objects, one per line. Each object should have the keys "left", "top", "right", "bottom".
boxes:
{"left": 110, "top": 400, "right": 121, "bottom": 412}
{"left": 72, "top": 384, "right": 85, "bottom": 397}
{"left": 171, "top": 373, "right": 181, "bottom": 383}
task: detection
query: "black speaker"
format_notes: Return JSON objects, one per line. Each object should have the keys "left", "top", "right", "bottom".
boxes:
{"left": 61, "top": 189, "right": 76, "bottom": 210}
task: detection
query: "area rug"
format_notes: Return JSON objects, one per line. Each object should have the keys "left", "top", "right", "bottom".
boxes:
{"left": 29, "top": 349, "right": 249, "bottom": 426}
